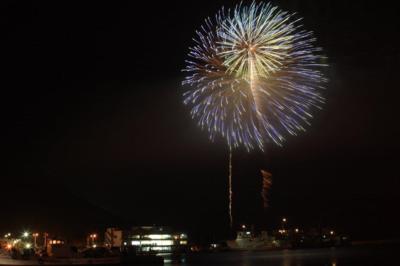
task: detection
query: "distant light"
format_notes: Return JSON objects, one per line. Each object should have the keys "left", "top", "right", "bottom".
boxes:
{"left": 242, "top": 225, "right": 246, "bottom": 229}
{"left": 131, "top": 240, "right": 173, "bottom": 246}
{"left": 295, "top": 228, "right": 299, "bottom": 233}
{"left": 131, "top": 240, "right": 140, "bottom": 246}
{"left": 143, "top": 234, "right": 171, "bottom": 240}
{"left": 123, "top": 242, "right": 127, "bottom": 246}
{"left": 6, "top": 244, "right": 12, "bottom": 250}
{"left": 92, "top": 244, "right": 97, "bottom": 248}
{"left": 23, "top": 232, "right": 29, "bottom": 238}
{"left": 282, "top": 218, "right": 287, "bottom": 222}
{"left": 330, "top": 231, "right": 334, "bottom": 235}
{"left": 25, "top": 243, "right": 31, "bottom": 249}
{"left": 246, "top": 231, "right": 251, "bottom": 235}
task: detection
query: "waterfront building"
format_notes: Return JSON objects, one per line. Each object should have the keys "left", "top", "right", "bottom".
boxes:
{"left": 123, "top": 226, "right": 187, "bottom": 254}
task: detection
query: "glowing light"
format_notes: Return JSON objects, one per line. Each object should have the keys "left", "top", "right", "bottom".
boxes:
{"left": 22, "top": 232, "right": 29, "bottom": 238}
{"left": 152, "top": 246, "right": 171, "bottom": 251}
{"left": 131, "top": 240, "right": 174, "bottom": 246}
{"left": 145, "top": 234, "right": 171, "bottom": 240}
{"left": 25, "top": 243, "right": 31, "bottom": 249}
{"left": 183, "top": 1, "right": 327, "bottom": 150}
{"left": 295, "top": 228, "right": 299, "bottom": 233}
{"left": 330, "top": 230, "right": 334, "bottom": 235}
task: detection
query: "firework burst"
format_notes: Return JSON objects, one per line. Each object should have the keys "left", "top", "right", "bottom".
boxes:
{"left": 183, "top": 1, "right": 327, "bottom": 151}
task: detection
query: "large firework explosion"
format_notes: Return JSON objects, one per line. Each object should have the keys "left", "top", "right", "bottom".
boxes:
{"left": 183, "top": 2, "right": 327, "bottom": 151}
{"left": 182, "top": 1, "right": 327, "bottom": 227}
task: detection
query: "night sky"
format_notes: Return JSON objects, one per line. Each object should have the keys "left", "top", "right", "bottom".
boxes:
{"left": 2, "top": 1, "right": 399, "bottom": 242}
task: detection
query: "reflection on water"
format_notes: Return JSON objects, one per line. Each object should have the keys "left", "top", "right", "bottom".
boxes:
{"left": 168, "top": 244, "right": 399, "bottom": 266}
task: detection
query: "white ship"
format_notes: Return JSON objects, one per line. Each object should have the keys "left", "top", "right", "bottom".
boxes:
{"left": 226, "top": 227, "right": 282, "bottom": 251}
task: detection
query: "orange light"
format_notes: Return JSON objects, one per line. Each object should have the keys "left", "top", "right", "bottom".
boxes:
{"left": 6, "top": 244, "right": 12, "bottom": 250}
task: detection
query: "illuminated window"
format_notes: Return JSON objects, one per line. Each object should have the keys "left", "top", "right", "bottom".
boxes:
{"left": 131, "top": 240, "right": 173, "bottom": 246}
{"left": 144, "top": 234, "right": 172, "bottom": 240}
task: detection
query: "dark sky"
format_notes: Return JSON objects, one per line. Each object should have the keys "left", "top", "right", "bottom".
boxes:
{"left": 1, "top": 1, "right": 399, "bottom": 241}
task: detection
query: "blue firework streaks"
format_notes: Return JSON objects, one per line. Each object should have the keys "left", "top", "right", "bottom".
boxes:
{"left": 183, "top": 2, "right": 327, "bottom": 151}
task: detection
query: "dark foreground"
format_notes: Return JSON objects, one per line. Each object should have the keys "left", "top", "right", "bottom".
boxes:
{"left": 172, "top": 243, "right": 400, "bottom": 266}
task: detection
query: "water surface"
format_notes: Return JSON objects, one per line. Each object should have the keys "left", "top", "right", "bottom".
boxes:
{"left": 170, "top": 244, "right": 399, "bottom": 266}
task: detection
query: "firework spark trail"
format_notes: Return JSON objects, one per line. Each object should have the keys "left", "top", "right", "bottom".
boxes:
{"left": 228, "top": 147, "right": 233, "bottom": 228}
{"left": 183, "top": 1, "right": 327, "bottom": 227}
{"left": 261, "top": 169, "right": 272, "bottom": 208}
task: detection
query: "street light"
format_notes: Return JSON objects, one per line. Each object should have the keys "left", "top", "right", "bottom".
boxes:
{"left": 89, "top": 233, "right": 97, "bottom": 247}
{"left": 22, "top": 232, "right": 29, "bottom": 238}
{"left": 281, "top": 217, "right": 287, "bottom": 231}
